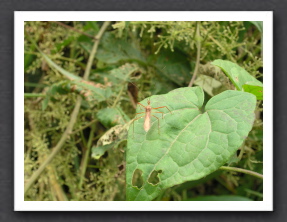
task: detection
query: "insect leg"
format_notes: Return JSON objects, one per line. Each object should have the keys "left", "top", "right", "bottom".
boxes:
{"left": 152, "top": 106, "right": 173, "bottom": 114}
{"left": 135, "top": 112, "right": 145, "bottom": 117}
{"left": 152, "top": 115, "right": 160, "bottom": 134}
{"left": 152, "top": 111, "right": 164, "bottom": 119}
{"left": 137, "top": 102, "right": 146, "bottom": 108}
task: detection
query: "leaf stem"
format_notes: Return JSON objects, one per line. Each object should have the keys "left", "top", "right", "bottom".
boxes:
{"left": 112, "top": 84, "right": 126, "bottom": 108}
{"left": 71, "top": 119, "right": 98, "bottom": 135}
{"left": 24, "top": 21, "right": 111, "bottom": 195}
{"left": 219, "top": 166, "right": 263, "bottom": 180}
{"left": 188, "top": 22, "right": 201, "bottom": 87}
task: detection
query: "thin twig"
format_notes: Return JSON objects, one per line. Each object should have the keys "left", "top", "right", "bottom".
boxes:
{"left": 24, "top": 93, "right": 46, "bottom": 98}
{"left": 219, "top": 166, "right": 263, "bottom": 180}
{"left": 50, "top": 21, "right": 96, "bottom": 40}
{"left": 47, "top": 165, "right": 68, "bottom": 201}
{"left": 71, "top": 119, "right": 98, "bottom": 135}
{"left": 83, "top": 22, "right": 111, "bottom": 79}
{"left": 207, "top": 34, "right": 236, "bottom": 63}
{"left": 188, "top": 22, "right": 201, "bottom": 87}
{"left": 112, "top": 84, "right": 126, "bottom": 108}
{"left": 24, "top": 21, "right": 111, "bottom": 195}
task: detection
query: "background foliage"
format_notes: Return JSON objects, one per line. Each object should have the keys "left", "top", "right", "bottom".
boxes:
{"left": 24, "top": 21, "right": 263, "bottom": 201}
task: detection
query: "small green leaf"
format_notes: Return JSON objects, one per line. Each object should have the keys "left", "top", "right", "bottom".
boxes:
{"left": 97, "top": 107, "right": 126, "bottom": 128}
{"left": 41, "top": 80, "right": 70, "bottom": 110}
{"left": 42, "top": 97, "right": 49, "bottom": 111}
{"left": 109, "top": 63, "right": 143, "bottom": 81}
{"left": 242, "top": 84, "right": 263, "bottom": 100}
{"left": 24, "top": 53, "right": 36, "bottom": 73}
{"left": 126, "top": 87, "right": 256, "bottom": 201}
{"left": 39, "top": 51, "right": 82, "bottom": 80}
{"left": 26, "top": 30, "right": 81, "bottom": 80}
{"left": 91, "top": 143, "right": 115, "bottom": 160}
{"left": 249, "top": 21, "right": 263, "bottom": 33}
{"left": 212, "top": 59, "right": 263, "bottom": 100}
{"left": 194, "top": 74, "right": 222, "bottom": 96}
{"left": 42, "top": 80, "right": 112, "bottom": 110}
{"left": 69, "top": 80, "right": 112, "bottom": 101}
{"left": 92, "top": 124, "right": 128, "bottom": 159}
{"left": 24, "top": 93, "right": 45, "bottom": 98}
{"left": 84, "top": 21, "right": 100, "bottom": 33}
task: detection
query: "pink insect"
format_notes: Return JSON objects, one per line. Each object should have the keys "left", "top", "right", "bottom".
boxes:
{"left": 132, "top": 98, "right": 172, "bottom": 136}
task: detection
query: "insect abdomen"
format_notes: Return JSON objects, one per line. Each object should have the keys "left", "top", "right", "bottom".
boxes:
{"left": 143, "top": 111, "right": 151, "bottom": 132}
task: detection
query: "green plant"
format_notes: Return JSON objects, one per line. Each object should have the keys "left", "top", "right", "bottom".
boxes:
{"left": 24, "top": 21, "right": 263, "bottom": 201}
{"left": 127, "top": 86, "right": 258, "bottom": 201}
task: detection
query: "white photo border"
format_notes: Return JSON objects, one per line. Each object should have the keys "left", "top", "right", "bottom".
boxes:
{"left": 15, "top": 11, "right": 273, "bottom": 211}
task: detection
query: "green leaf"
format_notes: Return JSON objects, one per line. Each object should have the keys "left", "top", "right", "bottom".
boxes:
{"left": 92, "top": 124, "right": 128, "bottom": 159}
{"left": 152, "top": 49, "right": 191, "bottom": 86}
{"left": 186, "top": 195, "right": 253, "bottom": 201}
{"left": 91, "top": 143, "right": 116, "bottom": 160}
{"left": 126, "top": 87, "right": 256, "bottom": 201}
{"left": 25, "top": 28, "right": 81, "bottom": 80}
{"left": 194, "top": 74, "right": 222, "bottom": 96}
{"left": 77, "top": 22, "right": 100, "bottom": 53}
{"left": 83, "top": 21, "right": 100, "bottom": 33}
{"left": 39, "top": 50, "right": 82, "bottom": 80}
{"left": 242, "top": 84, "right": 263, "bottom": 100}
{"left": 69, "top": 80, "right": 112, "bottom": 101}
{"left": 96, "top": 33, "right": 146, "bottom": 64}
{"left": 42, "top": 80, "right": 70, "bottom": 111}
{"left": 211, "top": 59, "right": 263, "bottom": 100}
{"left": 109, "top": 63, "right": 143, "bottom": 81}
{"left": 42, "top": 80, "right": 112, "bottom": 110}
{"left": 97, "top": 107, "right": 126, "bottom": 128}
{"left": 24, "top": 49, "right": 36, "bottom": 72}
{"left": 24, "top": 93, "right": 45, "bottom": 98}
{"left": 25, "top": 33, "right": 77, "bottom": 79}
{"left": 249, "top": 21, "right": 263, "bottom": 33}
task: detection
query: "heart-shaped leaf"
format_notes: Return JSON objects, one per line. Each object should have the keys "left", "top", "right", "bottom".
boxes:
{"left": 212, "top": 59, "right": 263, "bottom": 100}
{"left": 126, "top": 87, "right": 256, "bottom": 201}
